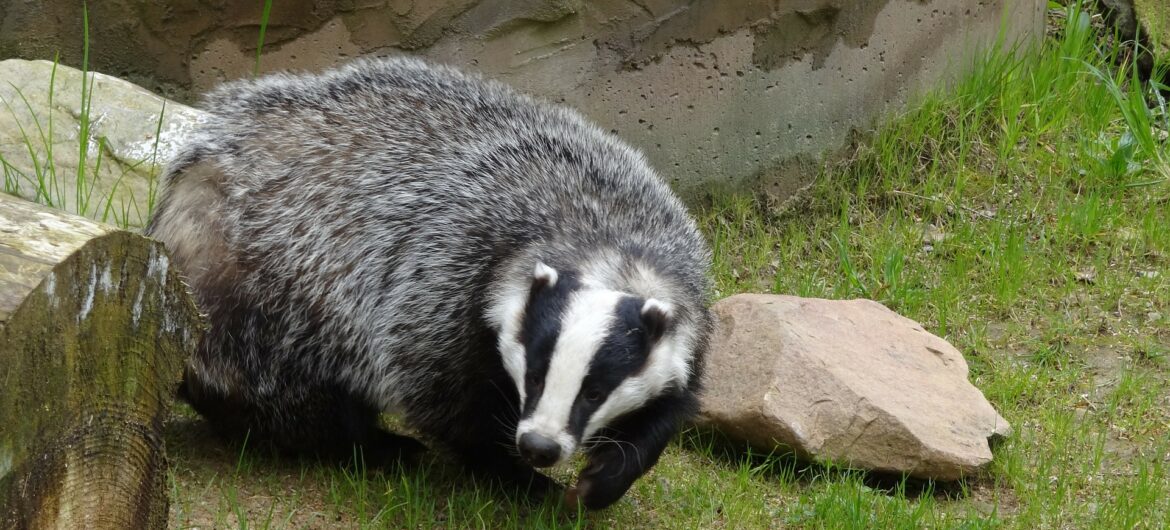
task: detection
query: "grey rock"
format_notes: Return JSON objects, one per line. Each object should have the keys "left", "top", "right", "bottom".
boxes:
{"left": 0, "top": 59, "right": 206, "bottom": 228}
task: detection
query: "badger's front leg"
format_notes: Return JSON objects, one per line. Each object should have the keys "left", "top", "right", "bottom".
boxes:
{"left": 567, "top": 389, "right": 697, "bottom": 510}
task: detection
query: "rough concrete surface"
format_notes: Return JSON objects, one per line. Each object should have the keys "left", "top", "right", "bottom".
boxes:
{"left": 0, "top": 1, "right": 1044, "bottom": 200}
{"left": 698, "top": 294, "right": 1011, "bottom": 481}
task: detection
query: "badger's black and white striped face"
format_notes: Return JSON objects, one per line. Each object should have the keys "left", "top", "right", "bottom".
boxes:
{"left": 494, "top": 262, "right": 689, "bottom": 468}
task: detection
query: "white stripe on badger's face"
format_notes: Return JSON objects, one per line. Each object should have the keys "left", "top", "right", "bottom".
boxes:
{"left": 515, "top": 288, "right": 623, "bottom": 464}
{"left": 495, "top": 289, "right": 529, "bottom": 405}
{"left": 493, "top": 262, "right": 560, "bottom": 406}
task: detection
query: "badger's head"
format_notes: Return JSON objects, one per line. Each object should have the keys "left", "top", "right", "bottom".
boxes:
{"left": 492, "top": 261, "right": 695, "bottom": 468}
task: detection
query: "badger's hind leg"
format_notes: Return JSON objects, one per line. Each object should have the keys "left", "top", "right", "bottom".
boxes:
{"left": 179, "top": 369, "right": 427, "bottom": 467}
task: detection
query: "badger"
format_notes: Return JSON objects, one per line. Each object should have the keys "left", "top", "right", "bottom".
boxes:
{"left": 146, "top": 56, "right": 711, "bottom": 510}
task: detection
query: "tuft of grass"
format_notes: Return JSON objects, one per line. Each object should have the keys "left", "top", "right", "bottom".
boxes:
{"left": 1, "top": 4, "right": 169, "bottom": 229}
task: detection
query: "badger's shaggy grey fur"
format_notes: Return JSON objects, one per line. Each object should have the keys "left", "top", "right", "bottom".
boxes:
{"left": 147, "top": 57, "right": 711, "bottom": 509}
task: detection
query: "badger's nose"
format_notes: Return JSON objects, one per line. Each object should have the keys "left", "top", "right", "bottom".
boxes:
{"left": 518, "top": 433, "right": 561, "bottom": 467}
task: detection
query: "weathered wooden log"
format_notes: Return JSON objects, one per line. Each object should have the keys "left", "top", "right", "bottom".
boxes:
{"left": 0, "top": 193, "right": 201, "bottom": 529}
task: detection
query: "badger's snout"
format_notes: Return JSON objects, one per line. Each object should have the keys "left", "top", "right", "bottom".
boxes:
{"left": 518, "top": 432, "right": 561, "bottom": 467}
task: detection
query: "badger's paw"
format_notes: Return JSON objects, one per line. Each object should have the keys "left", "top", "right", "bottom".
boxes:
{"left": 565, "top": 457, "right": 635, "bottom": 511}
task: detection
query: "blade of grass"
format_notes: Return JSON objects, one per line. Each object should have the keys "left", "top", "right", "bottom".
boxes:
{"left": 75, "top": 4, "right": 93, "bottom": 216}
{"left": 254, "top": 0, "right": 273, "bottom": 76}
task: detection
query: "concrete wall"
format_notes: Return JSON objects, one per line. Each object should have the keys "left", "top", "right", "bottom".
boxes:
{"left": 0, "top": 1, "right": 1044, "bottom": 200}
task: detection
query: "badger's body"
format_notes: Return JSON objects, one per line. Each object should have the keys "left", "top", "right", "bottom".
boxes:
{"left": 146, "top": 57, "right": 711, "bottom": 509}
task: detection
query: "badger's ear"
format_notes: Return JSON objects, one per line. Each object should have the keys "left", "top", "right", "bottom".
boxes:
{"left": 641, "top": 298, "right": 673, "bottom": 344}
{"left": 532, "top": 261, "right": 558, "bottom": 290}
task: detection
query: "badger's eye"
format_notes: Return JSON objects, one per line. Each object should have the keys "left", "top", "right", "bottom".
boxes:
{"left": 584, "top": 388, "right": 605, "bottom": 404}
{"left": 526, "top": 373, "right": 543, "bottom": 389}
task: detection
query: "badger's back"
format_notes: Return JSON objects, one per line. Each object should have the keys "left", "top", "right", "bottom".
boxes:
{"left": 148, "top": 57, "right": 709, "bottom": 442}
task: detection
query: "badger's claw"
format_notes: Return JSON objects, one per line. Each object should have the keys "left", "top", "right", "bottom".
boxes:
{"left": 563, "top": 483, "right": 586, "bottom": 512}
{"left": 568, "top": 455, "right": 633, "bottom": 510}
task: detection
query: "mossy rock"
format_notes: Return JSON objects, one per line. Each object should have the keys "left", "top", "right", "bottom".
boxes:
{"left": 1133, "top": 0, "right": 1168, "bottom": 53}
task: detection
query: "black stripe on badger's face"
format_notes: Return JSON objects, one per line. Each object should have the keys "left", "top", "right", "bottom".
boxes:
{"left": 564, "top": 296, "right": 655, "bottom": 438}
{"left": 518, "top": 269, "right": 580, "bottom": 416}
{"left": 514, "top": 274, "right": 672, "bottom": 467}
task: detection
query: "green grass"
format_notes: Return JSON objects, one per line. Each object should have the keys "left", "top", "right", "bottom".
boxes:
{"left": 692, "top": 3, "right": 1169, "bottom": 528}
{"left": 3, "top": 1, "right": 1163, "bottom": 527}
